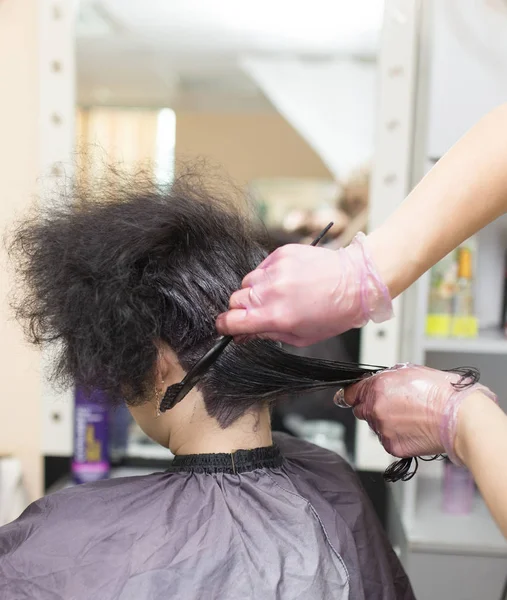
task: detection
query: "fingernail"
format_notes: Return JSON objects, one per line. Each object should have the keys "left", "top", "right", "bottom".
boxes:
{"left": 333, "top": 388, "right": 349, "bottom": 408}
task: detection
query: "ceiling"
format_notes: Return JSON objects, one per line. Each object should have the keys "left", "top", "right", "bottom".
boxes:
{"left": 76, "top": 0, "right": 384, "bottom": 110}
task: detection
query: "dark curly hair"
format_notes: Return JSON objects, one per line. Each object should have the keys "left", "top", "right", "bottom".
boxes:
{"left": 9, "top": 167, "right": 377, "bottom": 428}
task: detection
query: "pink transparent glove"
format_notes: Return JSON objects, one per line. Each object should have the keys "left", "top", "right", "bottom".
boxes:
{"left": 339, "top": 364, "right": 497, "bottom": 465}
{"left": 216, "top": 233, "right": 393, "bottom": 346}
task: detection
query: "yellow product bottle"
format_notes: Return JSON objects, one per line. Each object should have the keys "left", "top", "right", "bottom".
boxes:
{"left": 426, "top": 252, "right": 457, "bottom": 337}
{"left": 451, "top": 246, "right": 478, "bottom": 338}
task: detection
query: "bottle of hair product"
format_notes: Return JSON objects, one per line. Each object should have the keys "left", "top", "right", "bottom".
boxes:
{"left": 442, "top": 458, "right": 474, "bottom": 515}
{"left": 426, "top": 252, "right": 457, "bottom": 337}
{"left": 72, "top": 388, "right": 110, "bottom": 484}
{"left": 451, "top": 240, "right": 478, "bottom": 338}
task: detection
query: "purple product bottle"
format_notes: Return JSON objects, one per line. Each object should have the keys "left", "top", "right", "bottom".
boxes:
{"left": 442, "top": 458, "right": 474, "bottom": 515}
{"left": 72, "top": 388, "right": 110, "bottom": 484}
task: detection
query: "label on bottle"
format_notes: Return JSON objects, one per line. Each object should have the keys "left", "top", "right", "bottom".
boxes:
{"left": 72, "top": 389, "right": 110, "bottom": 484}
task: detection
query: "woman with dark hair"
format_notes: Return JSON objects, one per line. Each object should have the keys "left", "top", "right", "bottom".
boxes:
{"left": 0, "top": 170, "right": 414, "bottom": 599}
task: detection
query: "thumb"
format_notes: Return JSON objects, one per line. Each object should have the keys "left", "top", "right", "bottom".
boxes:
{"left": 216, "top": 309, "right": 266, "bottom": 337}
{"left": 342, "top": 380, "right": 364, "bottom": 408}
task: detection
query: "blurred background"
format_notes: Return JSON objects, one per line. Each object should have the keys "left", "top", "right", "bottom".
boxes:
{"left": 1, "top": 1, "right": 507, "bottom": 597}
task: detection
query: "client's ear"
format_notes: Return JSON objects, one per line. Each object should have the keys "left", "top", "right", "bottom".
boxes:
{"left": 154, "top": 342, "right": 186, "bottom": 388}
{"left": 128, "top": 343, "right": 204, "bottom": 450}
{"left": 127, "top": 343, "right": 187, "bottom": 448}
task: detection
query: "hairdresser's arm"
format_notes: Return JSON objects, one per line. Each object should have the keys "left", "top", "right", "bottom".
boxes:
{"left": 455, "top": 393, "right": 507, "bottom": 538}
{"left": 217, "top": 103, "right": 507, "bottom": 344}
{"left": 369, "top": 102, "right": 507, "bottom": 297}
{"left": 343, "top": 365, "right": 507, "bottom": 538}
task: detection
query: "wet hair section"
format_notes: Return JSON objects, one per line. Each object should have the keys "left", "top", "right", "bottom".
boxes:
{"left": 199, "top": 340, "right": 381, "bottom": 428}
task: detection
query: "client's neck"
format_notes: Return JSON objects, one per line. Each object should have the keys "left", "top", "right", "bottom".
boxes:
{"left": 168, "top": 400, "right": 273, "bottom": 456}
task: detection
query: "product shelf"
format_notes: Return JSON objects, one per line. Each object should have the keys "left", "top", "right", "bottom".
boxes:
{"left": 398, "top": 477, "right": 507, "bottom": 556}
{"left": 424, "top": 328, "right": 507, "bottom": 355}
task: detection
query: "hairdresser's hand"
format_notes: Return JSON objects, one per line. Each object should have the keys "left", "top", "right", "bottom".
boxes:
{"left": 340, "top": 364, "right": 497, "bottom": 464}
{"left": 216, "top": 233, "right": 393, "bottom": 346}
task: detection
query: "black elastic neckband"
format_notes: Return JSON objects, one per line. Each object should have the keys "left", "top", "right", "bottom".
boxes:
{"left": 168, "top": 444, "right": 282, "bottom": 474}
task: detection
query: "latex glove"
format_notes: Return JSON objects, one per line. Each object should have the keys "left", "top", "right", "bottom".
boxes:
{"left": 339, "top": 364, "right": 497, "bottom": 465}
{"left": 216, "top": 233, "right": 393, "bottom": 346}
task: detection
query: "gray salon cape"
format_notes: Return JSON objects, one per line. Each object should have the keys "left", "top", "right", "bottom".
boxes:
{"left": 0, "top": 433, "right": 414, "bottom": 599}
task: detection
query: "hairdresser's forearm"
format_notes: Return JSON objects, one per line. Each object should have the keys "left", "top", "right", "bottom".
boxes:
{"left": 368, "top": 103, "right": 507, "bottom": 298}
{"left": 455, "top": 392, "right": 507, "bottom": 538}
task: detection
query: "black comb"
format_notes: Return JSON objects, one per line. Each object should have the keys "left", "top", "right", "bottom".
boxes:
{"left": 158, "top": 221, "right": 334, "bottom": 412}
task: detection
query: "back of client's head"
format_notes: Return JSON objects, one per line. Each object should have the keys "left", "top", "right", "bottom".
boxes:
{"left": 10, "top": 167, "right": 376, "bottom": 433}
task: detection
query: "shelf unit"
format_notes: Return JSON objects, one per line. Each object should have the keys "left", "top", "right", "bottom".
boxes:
{"left": 423, "top": 328, "right": 507, "bottom": 355}
{"left": 401, "top": 478, "right": 507, "bottom": 557}
{"left": 362, "top": 1, "right": 507, "bottom": 597}
{"left": 395, "top": 249, "right": 507, "bottom": 598}
{"left": 389, "top": 478, "right": 507, "bottom": 600}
